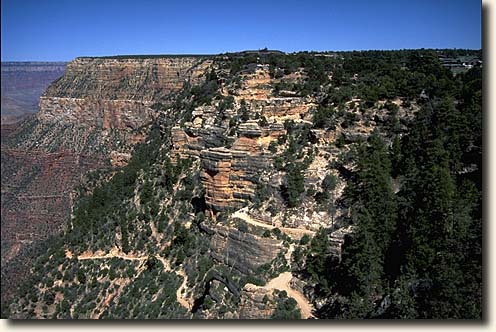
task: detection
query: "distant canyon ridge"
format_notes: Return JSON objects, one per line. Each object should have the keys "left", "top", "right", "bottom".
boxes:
{"left": 1, "top": 62, "right": 66, "bottom": 124}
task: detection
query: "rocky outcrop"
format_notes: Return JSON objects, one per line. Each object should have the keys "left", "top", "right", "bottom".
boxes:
{"left": 173, "top": 111, "right": 286, "bottom": 212}
{"left": 235, "top": 65, "right": 272, "bottom": 101}
{"left": 233, "top": 65, "right": 316, "bottom": 121}
{"left": 169, "top": 65, "right": 324, "bottom": 214}
{"left": 1, "top": 56, "right": 211, "bottom": 306}
{"left": 37, "top": 97, "right": 153, "bottom": 129}
{"left": 44, "top": 57, "right": 206, "bottom": 100}
{"left": 253, "top": 97, "right": 316, "bottom": 120}
{"left": 238, "top": 285, "right": 277, "bottom": 319}
{"left": 200, "top": 222, "right": 282, "bottom": 276}
{"left": 11, "top": 56, "right": 210, "bottom": 155}
{"left": 110, "top": 151, "right": 132, "bottom": 167}
{"left": 328, "top": 225, "right": 355, "bottom": 257}
{"left": 170, "top": 104, "right": 239, "bottom": 161}
{"left": 200, "top": 148, "right": 236, "bottom": 210}
{"left": 20, "top": 98, "right": 154, "bottom": 154}
{"left": 200, "top": 142, "right": 272, "bottom": 211}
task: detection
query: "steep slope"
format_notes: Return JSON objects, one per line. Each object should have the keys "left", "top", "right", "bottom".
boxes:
{"left": 2, "top": 49, "right": 482, "bottom": 319}
{"left": 10, "top": 56, "right": 210, "bottom": 155}
{"left": 1, "top": 55, "right": 210, "bottom": 306}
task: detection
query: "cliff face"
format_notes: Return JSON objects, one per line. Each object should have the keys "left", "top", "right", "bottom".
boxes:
{"left": 11, "top": 56, "right": 209, "bottom": 155}
{"left": 44, "top": 57, "right": 206, "bottom": 100}
{"left": 169, "top": 65, "right": 319, "bottom": 213}
{"left": 201, "top": 222, "right": 282, "bottom": 276}
{"left": 3, "top": 51, "right": 430, "bottom": 320}
{"left": 1, "top": 56, "right": 210, "bottom": 305}
{"left": 199, "top": 121, "right": 286, "bottom": 212}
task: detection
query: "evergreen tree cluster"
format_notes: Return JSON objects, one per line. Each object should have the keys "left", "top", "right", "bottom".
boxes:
{"left": 2, "top": 49, "right": 482, "bottom": 320}
{"left": 313, "top": 66, "right": 482, "bottom": 319}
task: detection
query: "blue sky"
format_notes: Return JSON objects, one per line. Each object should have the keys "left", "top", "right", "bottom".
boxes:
{"left": 1, "top": 0, "right": 481, "bottom": 61}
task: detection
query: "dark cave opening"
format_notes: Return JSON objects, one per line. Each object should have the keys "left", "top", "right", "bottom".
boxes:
{"left": 191, "top": 196, "right": 207, "bottom": 214}
{"left": 205, "top": 168, "right": 218, "bottom": 177}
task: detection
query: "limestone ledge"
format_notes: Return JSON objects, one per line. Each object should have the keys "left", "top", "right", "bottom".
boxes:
{"left": 200, "top": 221, "right": 282, "bottom": 276}
{"left": 37, "top": 97, "right": 155, "bottom": 130}
{"left": 45, "top": 56, "right": 209, "bottom": 100}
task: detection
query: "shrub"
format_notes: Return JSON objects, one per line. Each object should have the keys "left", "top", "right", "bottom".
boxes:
{"left": 283, "top": 163, "right": 305, "bottom": 208}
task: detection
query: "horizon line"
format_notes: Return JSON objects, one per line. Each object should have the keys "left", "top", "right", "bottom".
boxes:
{"left": 0, "top": 47, "right": 483, "bottom": 62}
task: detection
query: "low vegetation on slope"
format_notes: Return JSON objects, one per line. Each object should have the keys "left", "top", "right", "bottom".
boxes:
{"left": 1, "top": 49, "right": 482, "bottom": 319}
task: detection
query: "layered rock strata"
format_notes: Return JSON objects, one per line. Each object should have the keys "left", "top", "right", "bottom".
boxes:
{"left": 44, "top": 57, "right": 207, "bottom": 100}
{"left": 238, "top": 285, "right": 278, "bottom": 319}
{"left": 199, "top": 125, "right": 277, "bottom": 211}
{"left": 200, "top": 222, "right": 282, "bottom": 276}
{"left": 11, "top": 56, "right": 209, "bottom": 155}
{"left": 1, "top": 56, "right": 210, "bottom": 305}
{"left": 172, "top": 112, "right": 286, "bottom": 211}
